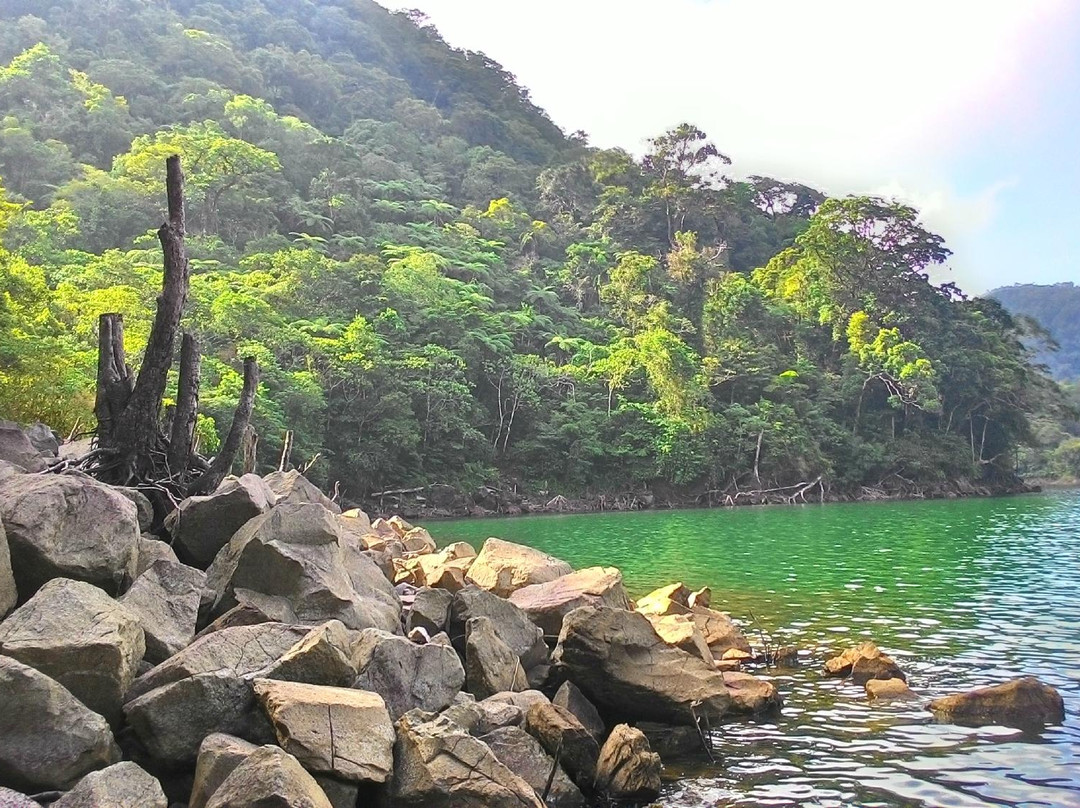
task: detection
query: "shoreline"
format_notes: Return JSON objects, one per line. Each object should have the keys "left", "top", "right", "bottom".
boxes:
{"left": 365, "top": 477, "right": 1045, "bottom": 521}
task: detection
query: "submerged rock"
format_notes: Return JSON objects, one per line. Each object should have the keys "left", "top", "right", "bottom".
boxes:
{"left": 865, "top": 678, "right": 919, "bottom": 702}
{"left": 824, "top": 642, "right": 905, "bottom": 684}
{"left": 928, "top": 676, "right": 1065, "bottom": 729}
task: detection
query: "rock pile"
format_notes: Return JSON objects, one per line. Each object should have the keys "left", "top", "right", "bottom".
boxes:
{"left": 0, "top": 458, "right": 785, "bottom": 806}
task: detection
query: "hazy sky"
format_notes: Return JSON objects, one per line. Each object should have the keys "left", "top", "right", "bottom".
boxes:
{"left": 381, "top": 0, "right": 1080, "bottom": 294}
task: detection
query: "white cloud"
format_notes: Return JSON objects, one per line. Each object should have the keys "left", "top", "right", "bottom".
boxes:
{"left": 381, "top": 0, "right": 1078, "bottom": 291}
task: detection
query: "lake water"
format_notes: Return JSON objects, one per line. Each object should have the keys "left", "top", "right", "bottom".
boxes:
{"left": 430, "top": 492, "right": 1080, "bottom": 808}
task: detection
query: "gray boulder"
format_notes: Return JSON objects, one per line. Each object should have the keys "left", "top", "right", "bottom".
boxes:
{"left": 553, "top": 605, "right": 781, "bottom": 724}
{"left": 594, "top": 724, "right": 661, "bottom": 802}
{"left": 119, "top": 560, "right": 206, "bottom": 663}
{"left": 132, "top": 536, "right": 179, "bottom": 580}
{"left": 123, "top": 673, "right": 274, "bottom": 765}
{"left": 388, "top": 712, "right": 544, "bottom": 808}
{"left": 259, "top": 620, "right": 356, "bottom": 688}
{"left": 481, "top": 726, "right": 586, "bottom": 808}
{"left": 205, "top": 503, "right": 400, "bottom": 632}
{"left": 0, "top": 422, "right": 46, "bottom": 472}
{"left": 523, "top": 702, "right": 599, "bottom": 789}
{"left": 0, "top": 578, "right": 144, "bottom": 722}
{"left": 190, "top": 734, "right": 258, "bottom": 808}
{"left": 0, "top": 656, "right": 119, "bottom": 792}
{"left": 126, "top": 622, "right": 310, "bottom": 700}
{"left": 204, "top": 745, "right": 333, "bottom": 808}
{"left": 553, "top": 680, "right": 605, "bottom": 739}
{"left": 465, "top": 616, "right": 528, "bottom": 700}
{"left": 0, "top": 522, "right": 15, "bottom": 618}
{"left": 263, "top": 470, "right": 340, "bottom": 514}
{"left": 406, "top": 586, "right": 452, "bottom": 636}
{"left": 168, "top": 474, "right": 276, "bottom": 570}
{"left": 24, "top": 423, "right": 58, "bottom": 457}
{"left": 0, "top": 474, "right": 139, "bottom": 596}
{"left": 52, "top": 762, "right": 167, "bottom": 808}
{"left": 253, "top": 679, "right": 395, "bottom": 783}
{"left": 0, "top": 788, "right": 36, "bottom": 807}
{"left": 450, "top": 585, "right": 548, "bottom": 669}
{"left": 351, "top": 628, "right": 465, "bottom": 719}
{"left": 115, "top": 488, "right": 154, "bottom": 533}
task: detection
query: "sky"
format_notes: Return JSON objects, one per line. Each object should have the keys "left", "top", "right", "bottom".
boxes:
{"left": 381, "top": 0, "right": 1080, "bottom": 294}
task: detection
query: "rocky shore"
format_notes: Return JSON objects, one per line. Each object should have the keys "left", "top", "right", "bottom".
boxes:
{"left": 0, "top": 425, "right": 1065, "bottom": 807}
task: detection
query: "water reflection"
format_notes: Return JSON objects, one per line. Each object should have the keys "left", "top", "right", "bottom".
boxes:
{"left": 431, "top": 492, "right": 1080, "bottom": 807}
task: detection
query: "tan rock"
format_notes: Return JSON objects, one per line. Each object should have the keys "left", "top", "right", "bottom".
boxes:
{"left": 465, "top": 538, "right": 573, "bottom": 597}
{"left": 687, "top": 586, "right": 711, "bottom": 609}
{"left": 401, "top": 526, "right": 436, "bottom": 554}
{"left": 928, "top": 677, "right": 1065, "bottom": 729}
{"left": 866, "top": 678, "right": 918, "bottom": 702}
{"left": 190, "top": 734, "right": 258, "bottom": 808}
{"left": 508, "top": 566, "right": 630, "bottom": 637}
{"left": 594, "top": 724, "right": 661, "bottom": 802}
{"left": 824, "top": 642, "right": 905, "bottom": 684}
{"left": 52, "top": 762, "right": 166, "bottom": 808}
{"left": 253, "top": 679, "right": 395, "bottom": 782}
{"left": 393, "top": 542, "right": 475, "bottom": 587}
{"left": 204, "top": 745, "right": 333, "bottom": 808}
{"left": 645, "top": 613, "right": 713, "bottom": 663}
{"left": 689, "top": 605, "right": 752, "bottom": 656}
{"left": 634, "top": 582, "right": 690, "bottom": 615}
{"left": 524, "top": 702, "right": 599, "bottom": 788}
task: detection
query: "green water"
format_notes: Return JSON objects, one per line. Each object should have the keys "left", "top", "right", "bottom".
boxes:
{"left": 428, "top": 492, "right": 1080, "bottom": 808}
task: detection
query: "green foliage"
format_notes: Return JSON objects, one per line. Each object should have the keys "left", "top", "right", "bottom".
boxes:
{"left": 0, "top": 0, "right": 1057, "bottom": 501}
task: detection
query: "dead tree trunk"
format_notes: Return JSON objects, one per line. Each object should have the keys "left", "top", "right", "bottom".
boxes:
{"left": 97, "top": 155, "right": 191, "bottom": 483}
{"left": 166, "top": 332, "right": 200, "bottom": 476}
{"left": 241, "top": 425, "right": 258, "bottom": 474}
{"left": 278, "top": 429, "right": 294, "bottom": 472}
{"left": 189, "top": 356, "right": 259, "bottom": 495}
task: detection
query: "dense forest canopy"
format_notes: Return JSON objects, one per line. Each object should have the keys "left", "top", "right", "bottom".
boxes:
{"left": 0, "top": 0, "right": 1062, "bottom": 502}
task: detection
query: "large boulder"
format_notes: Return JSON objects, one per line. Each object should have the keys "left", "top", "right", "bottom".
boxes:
{"left": 0, "top": 656, "right": 119, "bottom": 792}
{"left": 123, "top": 673, "right": 274, "bottom": 765}
{"left": 119, "top": 560, "right": 206, "bottom": 663}
{"left": 450, "top": 585, "right": 548, "bottom": 670}
{"left": 52, "top": 762, "right": 167, "bottom": 808}
{"left": 0, "top": 473, "right": 139, "bottom": 596}
{"left": 481, "top": 726, "right": 586, "bottom": 808}
{"left": 388, "top": 712, "right": 545, "bottom": 808}
{"left": 465, "top": 538, "right": 573, "bottom": 597}
{"left": 688, "top": 605, "right": 751, "bottom": 657}
{"left": 634, "top": 584, "right": 750, "bottom": 656}
{"left": 928, "top": 677, "right": 1065, "bottom": 729}
{"left": 253, "top": 679, "right": 395, "bottom": 783}
{"left": 0, "top": 422, "right": 46, "bottom": 472}
{"left": 126, "top": 622, "right": 310, "bottom": 700}
{"left": 643, "top": 613, "right": 713, "bottom": 663}
{"left": 554, "top": 606, "right": 781, "bottom": 724}
{"left": 0, "top": 523, "right": 15, "bottom": 618}
{"left": 131, "top": 536, "right": 179, "bottom": 580}
{"left": 351, "top": 628, "right": 464, "bottom": 719}
{"left": 523, "top": 702, "right": 599, "bottom": 789}
{"left": 0, "top": 788, "right": 36, "bottom": 807}
{"left": 205, "top": 503, "right": 400, "bottom": 632}
{"left": 508, "top": 567, "right": 630, "bottom": 637}
{"left": 0, "top": 578, "right": 144, "bottom": 722}
{"left": 465, "top": 616, "right": 528, "bottom": 699}
{"left": 263, "top": 470, "right": 339, "bottom": 513}
{"left": 594, "top": 724, "right": 661, "bottom": 802}
{"left": 824, "top": 642, "right": 905, "bottom": 683}
{"left": 114, "top": 488, "right": 153, "bottom": 533}
{"left": 260, "top": 620, "right": 356, "bottom": 688}
{"left": 204, "top": 745, "right": 333, "bottom": 808}
{"left": 168, "top": 474, "right": 276, "bottom": 570}
{"left": 552, "top": 680, "right": 605, "bottom": 739}
{"left": 190, "top": 734, "right": 258, "bottom": 808}
{"left": 405, "top": 586, "right": 452, "bottom": 636}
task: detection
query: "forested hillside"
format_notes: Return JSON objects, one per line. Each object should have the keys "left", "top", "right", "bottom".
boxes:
{"left": 0, "top": 0, "right": 1059, "bottom": 506}
{"left": 991, "top": 283, "right": 1080, "bottom": 381}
